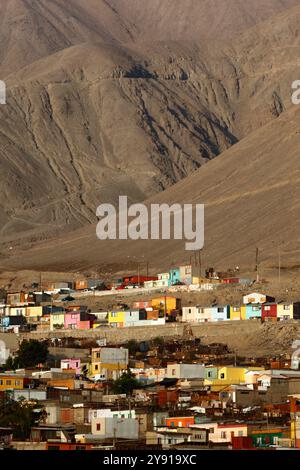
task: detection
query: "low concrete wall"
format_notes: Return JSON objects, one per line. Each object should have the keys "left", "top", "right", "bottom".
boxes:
{"left": 12, "top": 441, "right": 47, "bottom": 450}
{"left": 21, "top": 320, "right": 262, "bottom": 345}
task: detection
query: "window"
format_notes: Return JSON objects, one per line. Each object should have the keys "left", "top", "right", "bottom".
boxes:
{"left": 208, "top": 371, "right": 212, "bottom": 378}
{"left": 217, "top": 307, "right": 224, "bottom": 313}
{"left": 284, "top": 305, "right": 290, "bottom": 310}
{"left": 209, "top": 428, "right": 215, "bottom": 434}
{"left": 220, "top": 373, "right": 225, "bottom": 379}
{"left": 95, "top": 364, "right": 99, "bottom": 370}
{"left": 0, "top": 380, "right": 2, "bottom": 385}
{"left": 265, "top": 306, "right": 270, "bottom": 311}
{"left": 6, "top": 380, "right": 11, "bottom": 385}
{"left": 233, "top": 307, "right": 239, "bottom": 312}
{"left": 96, "top": 423, "right": 101, "bottom": 431}
{"left": 15, "top": 380, "right": 20, "bottom": 386}
{"left": 172, "top": 369, "right": 176, "bottom": 376}
{"left": 221, "top": 432, "right": 227, "bottom": 439}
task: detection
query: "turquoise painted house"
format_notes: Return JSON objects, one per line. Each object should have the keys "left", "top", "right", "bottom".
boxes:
{"left": 245, "top": 303, "right": 262, "bottom": 320}
{"left": 169, "top": 268, "right": 181, "bottom": 285}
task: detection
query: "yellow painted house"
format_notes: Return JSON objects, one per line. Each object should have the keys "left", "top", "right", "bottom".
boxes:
{"left": 240, "top": 305, "right": 247, "bottom": 320}
{"left": 277, "top": 303, "right": 293, "bottom": 320}
{"left": 91, "top": 347, "right": 128, "bottom": 379}
{"left": 50, "top": 311, "right": 65, "bottom": 331}
{"left": 108, "top": 311, "right": 125, "bottom": 327}
{"left": 26, "top": 306, "right": 43, "bottom": 319}
{"left": 0, "top": 374, "right": 26, "bottom": 391}
{"left": 151, "top": 296, "right": 180, "bottom": 315}
{"left": 230, "top": 306, "right": 243, "bottom": 321}
{"left": 205, "top": 366, "right": 264, "bottom": 391}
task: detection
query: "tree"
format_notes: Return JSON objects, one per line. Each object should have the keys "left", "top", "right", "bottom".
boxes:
{"left": 111, "top": 370, "right": 139, "bottom": 395}
{"left": 126, "top": 339, "right": 139, "bottom": 355}
{"left": 5, "top": 340, "right": 49, "bottom": 369}
{"left": 0, "top": 393, "right": 47, "bottom": 440}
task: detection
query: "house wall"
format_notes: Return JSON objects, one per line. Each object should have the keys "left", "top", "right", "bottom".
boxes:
{"left": 165, "top": 417, "right": 195, "bottom": 428}
{"left": 230, "top": 306, "right": 242, "bottom": 321}
{"left": 211, "top": 306, "right": 229, "bottom": 322}
{"left": 245, "top": 304, "right": 262, "bottom": 320}
{"left": 50, "top": 313, "right": 65, "bottom": 331}
{"left": 91, "top": 417, "right": 139, "bottom": 439}
{"left": 26, "top": 306, "right": 43, "bottom": 318}
{"left": 0, "top": 376, "right": 25, "bottom": 391}
{"left": 262, "top": 304, "right": 277, "bottom": 319}
{"left": 243, "top": 293, "right": 266, "bottom": 304}
{"left": 166, "top": 364, "right": 205, "bottom": 379}
{"left": 277, "top": 304, "right": 293, "bottom": 320}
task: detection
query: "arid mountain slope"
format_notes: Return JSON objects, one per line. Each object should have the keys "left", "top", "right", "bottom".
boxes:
{"left": 0, "top": 0, "right": 136, "bottom": 76}
{"left": 2, "top": 0, "right": 300, "bottom": 247}
{"left": 1, "top": 1, "right": 300, "bottom": 271}
{"left": 1, "top": 0, "right": 299, "bottom": 76}
{"left": 109, "top": 0, "right": 300, "bottom": 42}
{"left": 2, "top": 103, "right": 300, "bottom": 272}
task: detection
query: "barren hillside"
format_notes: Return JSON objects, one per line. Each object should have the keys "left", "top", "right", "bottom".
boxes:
{"left": 2, "top": 102, "right": 300, "bottom": 274}
{"left": 1, "top": 0, "right": 300, "bottom": 273}
{"left": 1, "top": 0, "right": 298, "bottom": 77}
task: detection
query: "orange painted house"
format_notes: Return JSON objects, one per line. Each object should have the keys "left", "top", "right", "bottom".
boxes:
{"left": 165, "top": 416, "right": 195, "bottom": 428}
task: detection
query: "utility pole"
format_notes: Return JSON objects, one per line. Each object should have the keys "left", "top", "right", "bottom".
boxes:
{"left": 198, "top": 250, "right": 202, "bottom": 280}
{"left": 278, "top": 247, "right": 281, "bottom": 286}
{"left": 255, "top": 247, "right": 259, "bottom": 283}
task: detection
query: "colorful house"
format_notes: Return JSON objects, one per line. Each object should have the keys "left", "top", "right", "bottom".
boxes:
{"left": 262, "top": 303, "right": 278, "bottom": 321}
{"left": 151, "top": 297, "right": 180, "bottom": 316}
{"left": 210, "top": 305, "right": 230, "bottom": 322}
{"left": 50, "top": 311, "right": 65, "bottom": 331}
{"left": 165, "top": 417, "right": 195, "bottom": 428}
{"left": 91, "top": 347, "right": 128, "bottom": 379}
{"left": 61, "top": 358, "right": 81, "bottom": 375}
{"left": 182, "top": 306, "right": 212, "bottom": 323}
{"left": 243, "top": 293, "right": 274, "bottom": 304}
{"left": 179, "top": 265, "right": 192, "bottom": 285}
{"left": 9, "top": 306, "right": 27, "bottom": 316}
{"left": 64, "top": 311, "right": 95, "bottom": 330}
{"left": 230, "top": 306, "right": 242, "bottom": 321}
{"left": 26, "top": 306, "right": 43, "bottom": 320}
{"left": 157, "top": 273, "right": 171, "bottom": 287}
{"left": 277, "top": 302, "right": 293, "bottom": 321}
{"left": 204, "top": 367, "right": 264, "bottom": 390}
{"left": 169, "top": 268, "right": 181, "bottom": 285}
{"left": 241, "top": 303, "right": 262, "bottom": 320}
{"left": 191, "top": 422, "right": 247, "bottom": 444}
{"left": 0, "top": 374, "right": 30, "bottom": 391}
{"left": 108, "top": 310, "right": 125, "bottom": 327}
{"left": 250, "top": 428, "right": 284, "bottom": 447}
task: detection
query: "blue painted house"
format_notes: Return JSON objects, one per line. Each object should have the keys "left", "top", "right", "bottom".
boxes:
{"left": 169, "top": 268, "right": 181, "bottom": 285}
{"left": 245, "top": 303, "right": 262, "bottom": 320}
{"left": 211, "top": 305, "right": 230, "bottom": 322}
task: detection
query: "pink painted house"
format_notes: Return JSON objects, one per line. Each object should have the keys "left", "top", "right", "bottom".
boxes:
{"left": 64, "top": 311, "right": 95, "bottom": 330}
{"left": 61, "top": 358, "right": 81, "bottom": 375}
